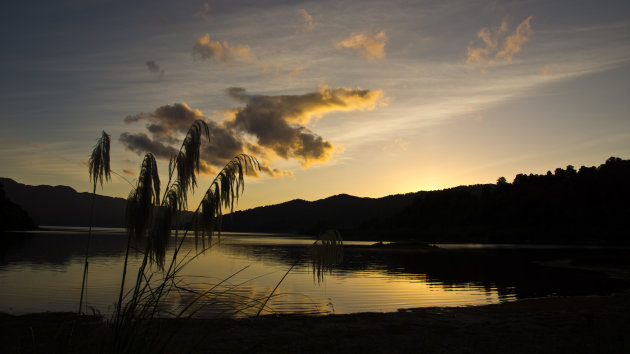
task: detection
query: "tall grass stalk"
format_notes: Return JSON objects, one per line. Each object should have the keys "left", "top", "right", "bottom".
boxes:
{"left": 106, "top": 120, "right": 260, "bottom": 352}
{"left": 79, "top": 131, "right": 110, "bottom": 315}
{"left": 85, "top": 119, "right": 342, "bottom": 352}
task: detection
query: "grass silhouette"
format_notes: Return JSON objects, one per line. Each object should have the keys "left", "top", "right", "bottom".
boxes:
{"left": 74, "top": 121, "right": 343, "bottom": 353}
{"left": 78, "top": 131, "right": 111, "bottom": 315}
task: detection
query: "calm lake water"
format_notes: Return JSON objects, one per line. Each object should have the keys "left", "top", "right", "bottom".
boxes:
{"left": 1, "top": 227, "right": 627, "bottom": 318}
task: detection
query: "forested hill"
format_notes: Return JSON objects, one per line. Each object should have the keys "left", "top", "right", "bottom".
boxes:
{"left": 221, "top": 192, "right": 421, "bottom": 234}
{"left": 0, "top": 178, "right": 127, "bottom": 227}
{"left": 348, "top": 157, "right": 630, "bottom": 244}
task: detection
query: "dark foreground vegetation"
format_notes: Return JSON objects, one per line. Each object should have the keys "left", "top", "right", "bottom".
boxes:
{"left": 0, "top": 182, "right": 37, "bottom": 231}
{"left": 2, "top": 293, "right": 629, "bottom": 354}
{"left": 346, "top": 157, "right": 630, "bottom": 244}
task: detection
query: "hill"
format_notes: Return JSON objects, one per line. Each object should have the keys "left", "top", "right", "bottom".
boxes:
{"left": 3, "top": 156, "right": 629, "bottom": 243}
{"left": 0, "top": 178, "right": 421, "bottom": 232}
{"left": 351, "top": 157, "right": 630, "bottom": 244}
{"left": 221, "top": 192, "right": 421, "bottom": 234}
{"left": 0, "top": 178, "right": 127, "bottom": 227}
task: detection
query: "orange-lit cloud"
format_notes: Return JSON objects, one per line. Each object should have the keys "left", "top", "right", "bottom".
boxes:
{"left": 337, "top": 31, "right": 387, "bottom": 60}
{"left": 258, "top": 161, "right": 294, "bottom": 178}
{"left": 466, "top": 19, "right": 508, "bottom": 64}
{"left": 193, "top": 34, "right": 251, "bottom": 67}
{"left": 299, "top": 9, "right": 314, "bottom": 32}
{"left": 120, "top": 87, "right": 384, "bottom": 174}
{"left": 496, "top": 16, "right": 533, "bottom": 62}
{"left": 467, "top": 16, "right": 533, "bottom": 68}
{"left": 122, "top": 168, "right": 136, "bottom": 176}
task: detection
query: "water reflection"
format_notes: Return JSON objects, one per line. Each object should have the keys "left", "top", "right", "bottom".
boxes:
{"left": 0, "top": 228, "right": 628, "bottom": 317}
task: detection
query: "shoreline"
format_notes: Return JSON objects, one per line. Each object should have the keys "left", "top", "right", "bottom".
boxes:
{"left": 2, "top": 292, "right": 629, "bottom": 353}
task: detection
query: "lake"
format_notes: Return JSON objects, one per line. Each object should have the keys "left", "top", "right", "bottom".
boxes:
{"left": 1, "top": 227, "right": 627, "bottom": 318}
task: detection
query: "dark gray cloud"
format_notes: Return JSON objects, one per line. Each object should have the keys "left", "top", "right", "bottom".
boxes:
{"left": 119, "top": 87, "right": 383, "bottom": 175}
{"left": 146, "top": 60, "right": 165, "bottom": 75}
{"left": 225, "top": 86, "right": 383, "bottom": 166}
{"left": 119, "top": 132, "right": 177, "bottom": 158}
{"left": 121, "top": 103, "right": 244, "bottom": 168}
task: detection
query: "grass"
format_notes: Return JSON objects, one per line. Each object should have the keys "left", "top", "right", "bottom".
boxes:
{"left": 79, "top": 131, "right": 111, "bottom": 315}
{"left": 75, "top": 121, "right": 343, "bottom": 353}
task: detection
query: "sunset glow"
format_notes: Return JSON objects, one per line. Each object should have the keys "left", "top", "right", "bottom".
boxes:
{"left": 1, "top": 0, "right": 629, "bottom": 210}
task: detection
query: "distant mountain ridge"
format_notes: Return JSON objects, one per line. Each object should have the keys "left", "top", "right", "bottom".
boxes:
{"left": 221, "top": 192, "right": 422, "bottom": 234}
{"left": 0, "top": 177, "right": 127, "bottom": 227}
{"left": 4, "top": 156, "right": 627, "bottom": 243}
{"left": 0, "top": 177, "right": 423, "bottom": 232}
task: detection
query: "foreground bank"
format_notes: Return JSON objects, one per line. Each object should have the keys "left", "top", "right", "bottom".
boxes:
{"left": 2, "top": 292, "right": 629, "bottom": 353}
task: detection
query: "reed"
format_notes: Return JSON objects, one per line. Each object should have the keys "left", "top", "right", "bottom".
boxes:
{"left": 78, "top": 131, "right": 111, "bottom": 315}
{"left": 104, "top": 120, "right": 261, "bottom": 353}
{"left": 256, "top": 229, "right": 344, "bottom": 317}
{"left": 82, "top": 120, "right": 342, "bottom": 352}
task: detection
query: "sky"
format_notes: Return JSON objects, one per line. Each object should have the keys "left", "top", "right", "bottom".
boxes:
{"left": 1, "top": 0, "right": 629, "bottom": 211}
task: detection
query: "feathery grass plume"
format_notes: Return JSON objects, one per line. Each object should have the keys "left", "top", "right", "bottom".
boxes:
{"left": 312, "top": 229, "right": 344, "bottom": 284}
{"left": 125, "top": 153, "right": 160, "bottom": 241}
{"left": 118, "top": 153, "right": 160, "bottom": 315}
{"left": 175, "top": 120, "right": 209, "bottom": 198}
{"left": 89, "top": 131, "right": 111, "bottom": 187}
{"left": 194, "top": 154, "right": 259, "bottom": 240}
{"left": 110, "top": 120, "right": 261, "bottom": 352}
{"left": 79, "top": 130, "right": 112, "bottom": 314}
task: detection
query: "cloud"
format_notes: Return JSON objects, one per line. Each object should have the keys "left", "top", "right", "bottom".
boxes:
{"left": 467, "top": 16, "right": 533, "bottom": 68}
{"left": 119, "top": 87, "right": 384, "bottom": 174}
{"left": 337, "top": 31, "right": 387, "bottom": 60}
{"left": 224, "top": 86, "right": 383, "bottom": 167}
{"left": 121, "top": 103, "right": 246, "bottom": 168}
{"left": 193, "top": 34, "right": 251, "bottom": 67}
{"left": 496, "top": 16, "right": 534, "bottom": 62}
{"left": 466, "top": 19, "right": 508, "bottom": 64}
{"left": 119, "top": 132, "right": 178, "bottom": 158}
{"left": 146, "top": 60, "right": 165, "bottom": 75}
{"left": 299, "top": 9, "right": 314, "bottom": 32}
{"left": 194, "top": 3, "right": 210, "bottom": 22}
{"left": 258, "top": 161, "right": 294, "bottom": 178}
{"left": 122, "top": 168, "right": 136, "bottom": 176}
{"left": 124, "top": 102, "right": 205, "bottom": 137}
